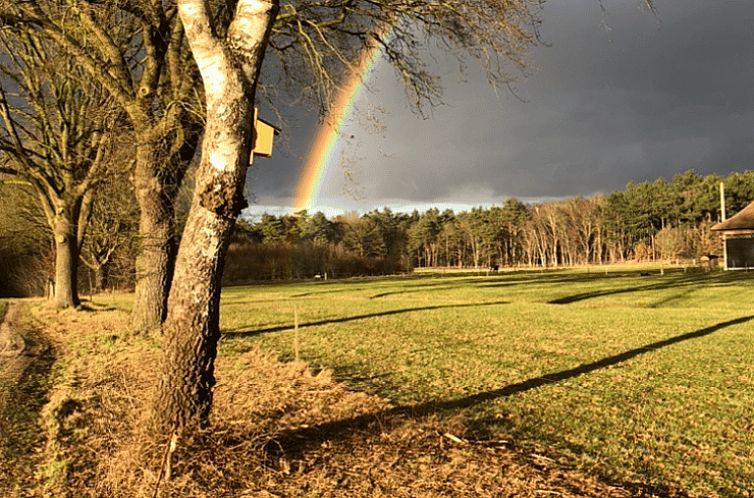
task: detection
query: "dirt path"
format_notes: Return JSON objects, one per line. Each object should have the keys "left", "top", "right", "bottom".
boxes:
{"left": 0, "top": 302, "right": 55, "bottom": 496}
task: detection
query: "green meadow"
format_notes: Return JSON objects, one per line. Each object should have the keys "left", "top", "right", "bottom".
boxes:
{"left": 217, "top": 267, "right": 754, "bottom": 497}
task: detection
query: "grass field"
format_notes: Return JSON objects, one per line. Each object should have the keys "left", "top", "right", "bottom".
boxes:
{"left": 215, "top": 267, "right": 754, "bottom": 497}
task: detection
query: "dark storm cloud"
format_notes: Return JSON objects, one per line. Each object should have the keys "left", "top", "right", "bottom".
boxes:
{"left": 248, "top": 0, "right": 754, "bottom": 211}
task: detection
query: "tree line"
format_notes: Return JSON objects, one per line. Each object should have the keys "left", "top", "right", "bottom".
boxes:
{"left": 222, "top": 169, "right": 752, "bottom": 279}
{"left": 3, "top": 168, "right": 750, "bottom": 296}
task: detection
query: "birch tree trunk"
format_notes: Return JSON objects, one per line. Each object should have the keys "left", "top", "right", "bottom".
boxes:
{"left": 153, "top": 0, "right": 278, "bottom": 432}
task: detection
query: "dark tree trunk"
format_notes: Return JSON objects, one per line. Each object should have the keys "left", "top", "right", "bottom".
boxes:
{"left": 130, "top": 142, "right": 177, "bottom": 331}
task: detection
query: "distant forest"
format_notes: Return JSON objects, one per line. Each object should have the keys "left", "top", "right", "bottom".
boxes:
{"left": 2, "top": 169, "right": 754, "bottom": 294}
{"left": 225, "top": 170, "right": 754, "bottom": 281}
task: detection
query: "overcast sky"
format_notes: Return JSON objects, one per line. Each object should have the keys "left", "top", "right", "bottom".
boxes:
{"left": 246, "top": 0, "right": 754, "bottom": 217}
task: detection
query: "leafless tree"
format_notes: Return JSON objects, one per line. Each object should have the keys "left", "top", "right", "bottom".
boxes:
{"left": 80, "top": 159, "right": 140, "bottom": 292}
{"left": 0, "top": 31, "right": 118, "bottom": 308}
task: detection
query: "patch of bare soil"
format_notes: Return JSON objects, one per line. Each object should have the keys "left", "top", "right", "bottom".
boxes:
{"left": 0, "top": 302, "right": 55, "bottom": 497}
{"left": 24, "top": 303, "right": 679, "bottom": 497}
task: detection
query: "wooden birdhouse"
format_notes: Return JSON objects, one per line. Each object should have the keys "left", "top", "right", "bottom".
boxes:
{"left": 252, "top": 108, "right": 280, "bottom": 159}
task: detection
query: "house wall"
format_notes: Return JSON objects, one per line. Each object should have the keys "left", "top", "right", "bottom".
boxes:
{"left": 725, "top": 236, "right": 754, "bottom": 269}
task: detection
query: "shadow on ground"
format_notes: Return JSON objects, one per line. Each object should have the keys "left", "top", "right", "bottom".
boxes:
{"left": 549, "top": 270, "right": 751, "bottom": 305}
{"left": 265, "top": 314, "right": 752, "bottom": 497}
{"left": 223, "top": 301, "right": 509, "bottom": 337}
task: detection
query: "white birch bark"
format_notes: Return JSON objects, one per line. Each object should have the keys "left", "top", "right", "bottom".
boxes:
{"left": 153, "top": 0, "right": 279, "bottom": 431}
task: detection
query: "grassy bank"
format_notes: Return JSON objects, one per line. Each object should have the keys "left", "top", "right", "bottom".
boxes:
{"left": 219, "top": 267, "right": 754, "bottom": 497}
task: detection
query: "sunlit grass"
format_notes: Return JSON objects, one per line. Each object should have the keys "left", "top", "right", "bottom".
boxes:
{"left": 219, "top": 267, "right": 754, "bottom": 497}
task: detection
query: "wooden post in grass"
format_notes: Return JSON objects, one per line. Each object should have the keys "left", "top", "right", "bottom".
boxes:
{"left": 88, "top": 268, "right": 94, "bottom": 303}
{"left": 293, "top": 305, "right": 300, "bottom": 362}
{"left": 720, "top": 182, "right": 728, "bottom": 270}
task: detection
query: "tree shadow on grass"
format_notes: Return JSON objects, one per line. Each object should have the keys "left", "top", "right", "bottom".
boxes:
{"left": 548, "top": 271, "right": 750, "bottom": 305}
{"left": 78, "top": 303, "right": 117, "bottom": 312}
{"left": 368, "top": 271, "right": 665, "bottom": 299}
{"left": 293, "top": 279, "right": 468, "bottom": 299}
{"left": 369, "top": 284, "right": 471, "bottom": 299}
{"left": 402, "top": 314, "right": 753, "bottom": 412}
{"left": 290, "top": 286, "right": 373, "bottom": 298}
{"left": 274, "top": 276, "right": 486, "bottom": 299}
{"left": 414, "top": 268, "right": 740, "bottom": 296}
{"left": 366, "top": 276, "right": 569, "bottom": 299}
{"left": 223, "top": 301, "right": 509, "bottom": 338}
{"left": 268, "top": 314, "right": 753, "bottom": 481}
{"left": 549, "top": 282, "right": 674, "bottom": 304}
{"left": 368, "top": 271, "right": 655, "bottom": 299}
{"left": 646, "top": 287, "right": 695, "bottom": 309}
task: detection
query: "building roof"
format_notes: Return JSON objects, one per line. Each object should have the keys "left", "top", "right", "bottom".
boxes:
{"left": 712, "top": 199, "right": 754, "bottom": 231}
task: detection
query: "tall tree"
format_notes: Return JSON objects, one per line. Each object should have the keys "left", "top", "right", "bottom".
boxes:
{"left": 365, "top": 208, "right": 410, "bottom": 272}
{"left": 257, "top": 213, "right": 285, "bottom": 243}
{"left": 153, "top": 0, "right": 279, "bottom": 431}
{"left": 499, "top": 198, "right": 529, "bottom": 266}
{"left": 299, "top": 211, "right": 336, "bottom": 245}
{"left": 0, "top": 31, "right": 117, "bottom": 308}
{"left": 341, "top": 214, "right": 386, "bottom": 259}
{"left": 724, "top": 171, "right": 754, "bottom": 215}
{"left": 408, "top": 208, "right": 442, "bottom": 267}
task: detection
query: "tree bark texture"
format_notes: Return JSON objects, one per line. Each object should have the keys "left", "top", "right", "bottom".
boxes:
{"left": 153, "top": 0, "right": 278, "bottom": 432}
{"left": 53, "top": 213, "right": 80, "bottom": 309}
{"left": 130, "top": 143, "right": 177, "bottom": 331}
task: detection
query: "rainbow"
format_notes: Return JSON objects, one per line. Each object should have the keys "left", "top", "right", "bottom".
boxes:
{"left": 293, "top": 29, "right": 390, "bottom": 211}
